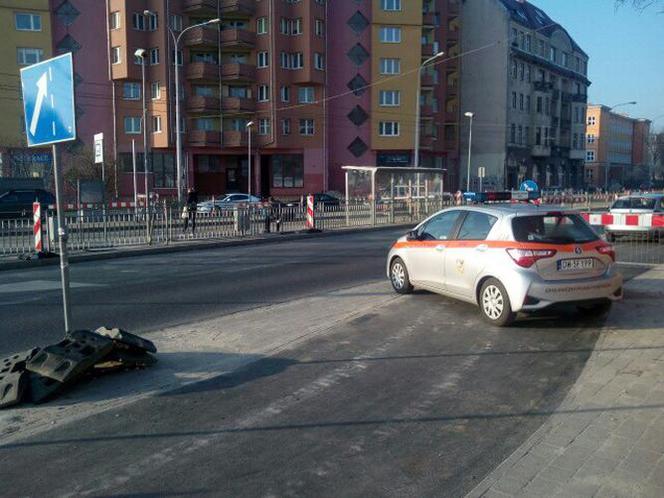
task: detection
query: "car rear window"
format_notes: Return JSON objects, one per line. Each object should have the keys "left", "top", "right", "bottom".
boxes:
{"left": 512, "top": 214, "right": 598, "bottom": 244}
{"left": 611, "top": 197, "right": 657, "bottom": 210}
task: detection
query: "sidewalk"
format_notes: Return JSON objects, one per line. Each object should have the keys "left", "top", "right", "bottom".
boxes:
{"left": 468, "top": 266, "right": 664, "bottom": 498}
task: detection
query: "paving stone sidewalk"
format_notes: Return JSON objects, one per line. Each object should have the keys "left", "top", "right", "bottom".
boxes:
{"left": 468, "top": 266, "right": 664, "bottom": 498}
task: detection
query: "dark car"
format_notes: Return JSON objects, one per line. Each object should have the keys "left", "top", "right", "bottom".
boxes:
{"left": 312, "top": 193, "right": 341, "bottom": 207}
{"left": 0, "top": 189, "right": 55, "bottom": 218}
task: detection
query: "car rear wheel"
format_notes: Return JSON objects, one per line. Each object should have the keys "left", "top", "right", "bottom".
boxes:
{"left": 390, "top": 257, "right": 413, "bottom": 295}
{"left": 479, "top": 278, "right": 516, "bottom": 327}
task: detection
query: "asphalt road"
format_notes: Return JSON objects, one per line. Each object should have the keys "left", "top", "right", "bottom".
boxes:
{"left": 0, "top": 228, "right": 647, "bottom": 497}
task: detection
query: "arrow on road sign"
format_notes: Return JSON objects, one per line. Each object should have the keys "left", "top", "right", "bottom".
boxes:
{"left": 29, "top": 72, "right": 48, "bottom": 137}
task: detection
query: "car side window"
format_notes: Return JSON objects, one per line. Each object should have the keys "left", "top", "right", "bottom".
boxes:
{"left": 418, "top": 211, "right": 461, "bottom": 241}
{"left": 457, "top": 212, "right": 498, "bottom": 241}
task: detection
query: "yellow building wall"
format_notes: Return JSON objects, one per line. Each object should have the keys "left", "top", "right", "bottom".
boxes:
{"left": 0, "top": 0, "right": 52, "bottom": 147}
{"left": 371, "top": 0, "right": 423, "bottom": 151}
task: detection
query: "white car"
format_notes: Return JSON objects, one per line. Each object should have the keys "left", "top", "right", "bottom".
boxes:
{"left": 197, "top": 194, "right": 261, "bottom": 213}
{"left": 387, "top": 200, "right": 623, "bottom": 326}
{"left": 605, "top": 194, "right": 664, "bottom": 241}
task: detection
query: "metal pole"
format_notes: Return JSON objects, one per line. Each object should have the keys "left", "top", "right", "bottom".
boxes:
{"left": 371, "top": 170, "right": 376, "bottom": 226}
{"left": 345, "top": 170, "right": 349, "bottom": 226}
{"left": 174, "top": 34, "right": 183, "bottom": 206}
{"left": 466, "top": 114, "right": 473, "bottom": 191}
{"left": 414, "top": 67, "right": 422, "bottom": 168}
{"left": 141, "top": 57, "right": 150, "bottom": 242}
{"left": 51, "top": 145, "right": 72, "bottom": 332}
{"left": 132, "top": 139, "right": 138, "bottom": 214}
{"left": 247, "top": 125, "right": 252, "bottom": 196}
{"left": 390, "top": 174, "right": 395, "bottom": 224}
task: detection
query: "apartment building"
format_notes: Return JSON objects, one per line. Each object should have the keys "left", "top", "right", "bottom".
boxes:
{"left": 584, "top": 104, "right": 652, "bottom": 189}
{"left": 0, "top": 0, "right": 53, "bottom": 179}
{"left": 460, "top": 0, "right": 589, "bottom": 190}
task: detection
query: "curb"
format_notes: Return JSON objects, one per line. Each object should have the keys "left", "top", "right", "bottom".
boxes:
{"left": 0, "top": 223, "right": 414, "bottom": 272}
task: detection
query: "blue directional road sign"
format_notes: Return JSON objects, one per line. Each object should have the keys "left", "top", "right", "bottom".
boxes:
{"left": 20, "top": 53, "right": 76, "bottom": 147}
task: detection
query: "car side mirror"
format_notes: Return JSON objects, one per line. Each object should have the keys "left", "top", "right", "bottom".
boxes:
{"left": 406, "top": 229, "right": 419, "bottom": 241}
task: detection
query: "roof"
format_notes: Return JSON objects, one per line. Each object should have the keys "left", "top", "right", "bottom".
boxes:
{"left": 498, "top": 0, "right": 587, "bottom": 57}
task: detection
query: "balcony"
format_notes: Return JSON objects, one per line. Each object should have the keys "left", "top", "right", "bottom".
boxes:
{"left": 447, "top": 83, "right": 458, "bottom": 95}
{"left": 184, "top": 0, "right": 255, "bottom": 16}
{"left": 187, "top": 95, "right": 221, "bottom": 113}
{"left": 222, "top": 130, "right": 248, "bottom": 147}
{"left": 444, "top": 111, "right": 457, "bottom": 123}
{"left": 221, "top": 62, "right": 256, "bottom": 81}
{"left": 561, "top": 92, "right": 573, "bottom": 103}
{"left": 533, "top": 80, "right": 553, "bottom": 92}
{"left": 420, "top": 135, "right": 436, "bottom": 148}
{"left": 222, "top": 96, "right": 255, "bottom": 112}
{"left": 183, "top": 27, "right": 217, "bottom": 48}
{"left": 551, "top": 89, "right": 560, "bottom": 101}
{"left": 422, "top": 43, "right": 436, "bottom": 57}
{"left": 421, "top": 72, "right": 438, "bottom": 86}
{"left": 186, "top": 62, "right": 219, "bottom": 81}
{"left": 531, "top": 144, "right": 551, "bottom": 157}
{"left": 572, "top": 93, "right": 588, "bottom": 103}
{"left": 422, "top": 11, "right": 437, "bottom": 26}
{"left": 188, "top": 130, "right": 221, "bottom": 147}
{"left": 448, "top": 0, "right": 460, "bottom": 15}
{"left": 420, "top": 104, "right": 435, "bottom": 117}
{"left": 220, "top": 28, "right": 256, "bottom": 49}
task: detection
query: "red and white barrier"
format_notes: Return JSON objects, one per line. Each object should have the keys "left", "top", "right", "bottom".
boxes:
{"left": 581, "top": 212, "right": 664, "bottom": 228}
{"left": 33, "top": 202, "right": 42, "bottom": 253}
{"left": 305, "top": 195, "right": 315, "bottom": 229}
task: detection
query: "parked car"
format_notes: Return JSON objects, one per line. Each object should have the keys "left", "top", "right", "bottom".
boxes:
{"left": 387, "top": 200, "right": 622, "bottom": 326}
{"left": 604, "top": 194, "right": 664, "bottom": 241}
{"left": 0, "top": 189, "right": 55, "bottom": 219}
{"left": 196, "top": 193, "right": 261, "bottom": 213}
{"left": 272, "top": 193, "right": 341, "bottom": 209}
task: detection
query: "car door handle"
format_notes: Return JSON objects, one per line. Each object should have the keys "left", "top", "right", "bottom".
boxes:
{"left": 475, "top": 244, "right": 488, "bottom": 252}
{"left": 435, "top": 245, "right": 446, "bottom": 252}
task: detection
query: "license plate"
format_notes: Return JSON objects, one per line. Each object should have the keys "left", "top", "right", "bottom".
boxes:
{"left": 557, "top": 258, "right": 594, "bottom": 271}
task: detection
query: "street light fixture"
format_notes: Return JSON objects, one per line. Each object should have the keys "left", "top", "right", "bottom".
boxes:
{"left": 246, "top": 121, "right": 255, "bottom": 196}
{"left": 464, "top": 111, "right": 474, "bottom": 191}
{"left": 146, "top": 10, "right": 221, "bottom": 205}
{"left": 413, "top": 51, "right": 445, "bottom": 168}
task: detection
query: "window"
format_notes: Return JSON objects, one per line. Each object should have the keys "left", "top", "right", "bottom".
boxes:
{"left": 535, "top": 127, "right": 542, "bottom": 145}
{"left": 280, "top": 17, "right": 289, "bottom": 34}
{"left": 380, "top": 26, "right": 401, "bottom": 43}
{"left": 195, "top": 118, "right": 215, "bottom": 131}
{"left": 151, "top": 82, "right": 161, "bottom": 99}
{"left": 526, "top": 96, "right": 531, "bottom": 112}
{"left": 173, "top": 49, "right": 183, "bottom": 66}
{"left": 572, "top": 133, "right": 578, "bottom": 149}
{"left": 512, "top": 214, "right": 598, "bottom": 244}
{"left": 315, "top": 19, "right": 325, "bottom": 37}
{"left": 458, "top": 212, "right": 498, "bottom": 241}
{"left": 418, "top": 211, "right": 461, "bottom": 241}
{"left": 519, "top": 62, "right": 524, "bottom": 81}
{"left": 314, "top": 52, "right": 325, "bottom": 70}
{"left": 258, "top": 85, "right": 270, "bottom": 102}
{"left": 152, "top": 115, "right": 162, "bottom": 133}
{"left": 379, "top": 121, "right": 399, "bottom": 137}
{"left": 549, "top": 46, "right": 557, "bottom": 62}
{"left": 379, "top": 90, "right": 401, "bottom": 107}
{"left": 587, "top": 116, "right": 596, "bottom": 126}
{"left": 300, "top": 119, "right": 314, "bottom": 135}
{"left": 257, "top": 17, "right": 268, "bottom": 34}
{"left": 511, "top": 60, "right": 517, "bottom": 79}
{"left": 510, "top": 124, "right": 516, "bottom": 143}
{"left": 149, "top": 48, "right": 159, "bottom": 65}
{"left": 291, "top": 52, "right": 303, "bottom": 69}
{"left": 298, "top": 86, "right": 315, "bottom": 103}
{"left": 280, "top": 86, "right": 290, "bottom": 102}
{"left": 15, "top": 13, "right": 41, "bottom": 31}
{"left": 282, "top": 118, "right": 291, "bottom": 135}
{"left": 170, "top": 14, "right": 182, "bottom": 31}
{"left": 272, "top": 155, "right": 304, "bottom": 188}
{"left": 536, "top": 96, "right": 542, "bottom": 113}
{"left": 132, "top": 12, "right": 146, "bottom": 30}
{"left": 257, "top": 51, "right": 269, "bottom": 68}
{"left": 146, "top": 12, "right": 158, "bottom": 31}
{"left": 380, "top": 58, "right": 401, "bottom": 75}
{"left": 526, "top": 65, "right": 531, "bottom": 82}
{"left": 545, "top": 97, "right": 550, "bottom": 116}
{"left": 512, "top": 92, "right": 517, "bottom": 109}
{"left": 562, "top": 52, "right": 569, "bottom": 67}
{"left": 518, "top": 125, "right": 523, "bottom": 145}
{"left": 381, "top": 0, "right": 402, "bottom": 10}
{"left": 525, "top": 34, "right": 532, "bottom": 52}
{"left": 280, "top": 51, "right": 289, "bottom": 68}
{"left": 519, "top": 93, "right": 524, "bottom": 111}
{"left": 124, "top": 117, "right": 141, "bottom": 134}
{"left": 110, "top": 12, "right": 120, "bottom": 30}
{"left": 525, "top": 126, "right": 530, "bottom": 145}
{"left": 112, "top": 46, "right": 121, "bottom": 64}
{"left": 586, "top": 150, "right": 595, "bottom": 162}
{"left": 587, "top": 134, "right": 595, "bottom": 144}
{"left": 17, "top": 48, "right": 43, "bottom": 66}
{"left": 258, "top": 118, "right": 271, "bottom": 135}
{"left": 123, "top": 82, "right": 141, "bottom": 100}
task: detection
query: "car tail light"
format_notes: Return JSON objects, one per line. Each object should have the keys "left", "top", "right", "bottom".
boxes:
{"left": 597, "top": 244, "right": 616, "bottom": 262}
{"left": 506, "top": 248, "right": 557, "bottom": 268}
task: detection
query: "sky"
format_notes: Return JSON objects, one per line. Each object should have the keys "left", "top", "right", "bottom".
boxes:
{"left": 532, "top": 0, "right": 664, "bottom": 131}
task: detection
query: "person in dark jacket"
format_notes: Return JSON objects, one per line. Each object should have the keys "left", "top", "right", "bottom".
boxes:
{"left": 183, "top": 187, "right": 198, "bottom": 234}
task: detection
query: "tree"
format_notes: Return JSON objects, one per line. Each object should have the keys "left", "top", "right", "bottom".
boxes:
{"left": 615, "top": 0, "right": 664, "bottom": 11}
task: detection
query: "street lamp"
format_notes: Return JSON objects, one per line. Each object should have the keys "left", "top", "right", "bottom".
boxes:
{"left": 246, "top": 121, "right": 255, "bottom": 196}
{"left": 413, "top": 51, "right": 445, "bottom": 168}
{"left": 149, "top": 10, "right": 220, "bottom": 205}
{"left": 464, "top": 111, "right": 474, "bottom": 191}
{"left": 134, "top": 48, "right": 149, "bottom": 215}
{"left": 603, "top": 101, "right": 638, "bottom": 191}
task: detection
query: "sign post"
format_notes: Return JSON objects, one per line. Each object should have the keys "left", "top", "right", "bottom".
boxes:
{"left": 478, "top": 166, "right": 486, "bottom": 193}
{"left": 94, "top": 132, "right": 108, "bottom": 242}
{"left": 20, "top": 53, "right": 77, "bottom": 332}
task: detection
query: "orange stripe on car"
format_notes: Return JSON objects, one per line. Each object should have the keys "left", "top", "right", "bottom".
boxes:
{"left": 393, "top": 240, "right": 608, "bottom": 253}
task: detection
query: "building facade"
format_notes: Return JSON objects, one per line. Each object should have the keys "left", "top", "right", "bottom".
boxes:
{"left": 0, "top": 0, "right": 53, "bottom": 180}
{"left": 584, "top": 104, "right": 652, "bottom": 189}
{"left": 459, "top": 0, "right": 589, "bottom": 191}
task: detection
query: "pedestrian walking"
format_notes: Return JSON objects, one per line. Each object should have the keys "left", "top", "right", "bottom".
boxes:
{"left": 183, "top": 187, "right": 198, "bottom": 235}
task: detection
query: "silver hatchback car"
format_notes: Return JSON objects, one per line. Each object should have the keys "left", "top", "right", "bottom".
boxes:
{"left": 387, "top": 203, "right": 623, "bottom": 326}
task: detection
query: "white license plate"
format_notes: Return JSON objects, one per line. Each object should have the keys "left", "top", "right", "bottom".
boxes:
{"left": 558, "top": 258, "right": 594, "bottom": 271}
